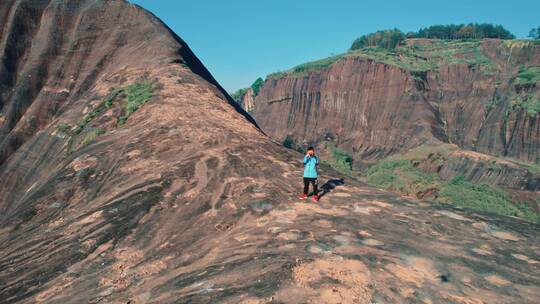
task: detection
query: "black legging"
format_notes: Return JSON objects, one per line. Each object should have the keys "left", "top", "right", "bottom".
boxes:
{"left": 303, "top": 178, "right": 318, "bottom": 195}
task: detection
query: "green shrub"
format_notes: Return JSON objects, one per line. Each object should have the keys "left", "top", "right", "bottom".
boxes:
{"left": 510, "top": 91, "right": 540, "bottom": 117}
{"left": 283, "top": 135, "right": 295, "bottom": 149}
{"left": 521, "top": 97, "right": 540, "bottom": 116}
{"left": 105, "top": 88, "right": 123, "bottom": 108}
{"left": 516, "top": 66, "right": 540, "bottom": 85}
{"left": 230, "top": 77, "right": 264, "bottom": 104}
{"left": 323, "top": 145, "right": 355, "bottom": 176}
{"left": 230, "top": 88, "right": 248, "bottom": 103}
{"left": 119, "top": 82, "right": 155, "bottom": 124}
{"left": 350, "top": 29, "right": 406, "bottom": 50}
{"left": 56, "top": 123, "right": 72, "bottom": 135}
{"left": 528, "top": 26, "right": 540, "bottom": 40}
{"left": 331, "top": 146, "right": 353, "bottom": 169}
{"left": 484, "top": 93, "right": 503, "bottom": 117}
{"left": 74, "top": 88, "right": 122, "bottom": 135}
{"left": 80, "top": 129, "right": 105, "bottom": 147}
{"left": 414, "top": 23, "right": 514, "bottom": 40}
{"left": 251, "top": 78, "right": 264, "bottom": 97}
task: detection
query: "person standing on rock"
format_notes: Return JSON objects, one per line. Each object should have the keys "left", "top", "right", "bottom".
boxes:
{"left": 299, "top": 147, "right": 319, "bottom": 202}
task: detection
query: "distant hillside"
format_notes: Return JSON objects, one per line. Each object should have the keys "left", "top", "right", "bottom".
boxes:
{"left": 253, "top": 38, "right": 540, "bottom": 157}
{"left": 240, "top": 37, "right": 540, "bottom": 222}
{"left": 349, "top": 24, "right": 514, "bottom": 53}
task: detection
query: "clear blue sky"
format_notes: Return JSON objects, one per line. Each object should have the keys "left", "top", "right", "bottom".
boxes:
{"left": 130, "top": 0, "right": 540, "bottom": 92}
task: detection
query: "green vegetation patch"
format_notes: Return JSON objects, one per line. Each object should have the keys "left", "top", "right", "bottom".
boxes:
{"left": 231, "top": 88, "right": 249, "bottom": 103}
{"left": 519, "top": 97, "right": 540, "bottom": 117}
{"left": 322, "top": 145, "right": 355, "bottom": 177}
{"left": 282, "top": 135, "right": 295, "bottom": 149}
{"left": 268, "top": 54, "right": 345, "bottom": 78}
{"left": 502, "top": 40, "right": 540, "bottom": 50}
{"left": 268, "top": 39, "right": 498, "bottom": 79}
{"left": 291, "top": 55, "right": 344, "bottom": 74}
{"left": 351, "top": 39, "right": 497, "bottom": 74}
{"left": 413, "top": 23, "right": 515, "bottom": 40}
{"left": 350, "top": 29, "right": 405, "bottom": 50}
{"left": 118, "top": 81, "right": 155, "bottom": 125}
{"left": 265, "top": 24, "right": 521, "bottom": 79}
{"left": 231, "top": 78, "right": 265, "bottom": 104}
{"left": 348, "top": 47, "right": 434, "bottom": 72}
{"left": 365, "top": 158, "right": 440, "bottom": 195}
{"left": 74, "top": 104, "right": 103, "bottom": 135}
{"left": 439, "top": 176, "right": 540, "bottom": 224}
{"left": 504, "top": 156, "right": 540, "bottom": 176}
{"left": 484, "top": 91, "right": 503, "bottom": 117}
{"left": 57, "top": 80, "right": 156, "bottom": 154}
{"left": 529, "top": 26, "right": 540, "bottom": 40}
{"left": 363, "top": 153, "right": 539, "bottom": 224}
{"left": 251, "top": 77, "right": 264, "bottom": 97}
{"left": 56, "top": 123, "right": 72, "bottom": 135}
{"left": 509, "top": 91, "right": 540, "bottom": 117}
{"left": 80, "top": 128, "right": 105, "bottom": 147}
{"left": 515, "top": 66, "right": 540, "bottom": 85}
{"left": 401, "top": 144, "right": 458, "bottom": 160}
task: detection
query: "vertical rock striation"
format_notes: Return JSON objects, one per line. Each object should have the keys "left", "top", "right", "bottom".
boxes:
{"left": 254, "top": 40, "right": 540, "bottom": 164}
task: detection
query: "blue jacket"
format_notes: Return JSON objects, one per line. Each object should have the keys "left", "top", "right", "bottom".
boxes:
{"left": 303, "top": 155, "right": 319, "bottom": 178}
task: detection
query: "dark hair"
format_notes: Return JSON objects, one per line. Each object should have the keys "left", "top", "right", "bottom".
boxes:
{"left": 307, "top": 146, "right": 315, "bottom": 151}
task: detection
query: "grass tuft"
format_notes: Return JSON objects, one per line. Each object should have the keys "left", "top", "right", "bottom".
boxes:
{"left": 80, "top": 129, "right": 105, "bottom": 147}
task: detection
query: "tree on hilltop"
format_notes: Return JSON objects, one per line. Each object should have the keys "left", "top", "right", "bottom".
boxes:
{"left": 529, "top": 26, "right": 540, "bottom": 39}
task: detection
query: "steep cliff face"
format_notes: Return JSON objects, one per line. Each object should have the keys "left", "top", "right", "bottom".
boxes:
{"left": 0, "top": 0, "right": 255, "bottom": 167}
{"left": 1, "top": 2, "right": 539, "bottom": 303}
{"left": 236, "top": 87, "right": 255, "bottom": 112}
{"left": 231, "top": 77, "right": 264, "bottom": 113}
{"left": 255, "top": 58, "right": 445, "bottom": 161}
{"left": 253, "top": 39, "right": 540, "bottom": 164}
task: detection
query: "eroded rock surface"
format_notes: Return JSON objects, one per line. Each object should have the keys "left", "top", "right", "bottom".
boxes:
{"left": 237, "top": 87, "right": 255, "bottom": 113}
{"left": 0, "top": 1, "right": 539, "bottom": 304}
{"left": 253, "top": 39, "right": 540, "bottom": 164}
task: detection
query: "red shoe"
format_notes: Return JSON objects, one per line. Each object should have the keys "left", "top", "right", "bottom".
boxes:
{"left": 312, "top": 195, "right": 319, "bottom": 202}
{"left": 298, "top": 194, "right": 307, "bottom": 200}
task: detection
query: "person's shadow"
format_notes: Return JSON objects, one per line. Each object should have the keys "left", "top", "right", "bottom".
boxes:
{"left": 314, "top": 178, "right": 345, "bottom": 199}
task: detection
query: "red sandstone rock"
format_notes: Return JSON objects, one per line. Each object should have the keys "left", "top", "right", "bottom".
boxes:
{"left": 253, "top": 40, "right": 540, "bottom": 164}
{"left": 0, "top": 1, "right": 539, "bottom": 303}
